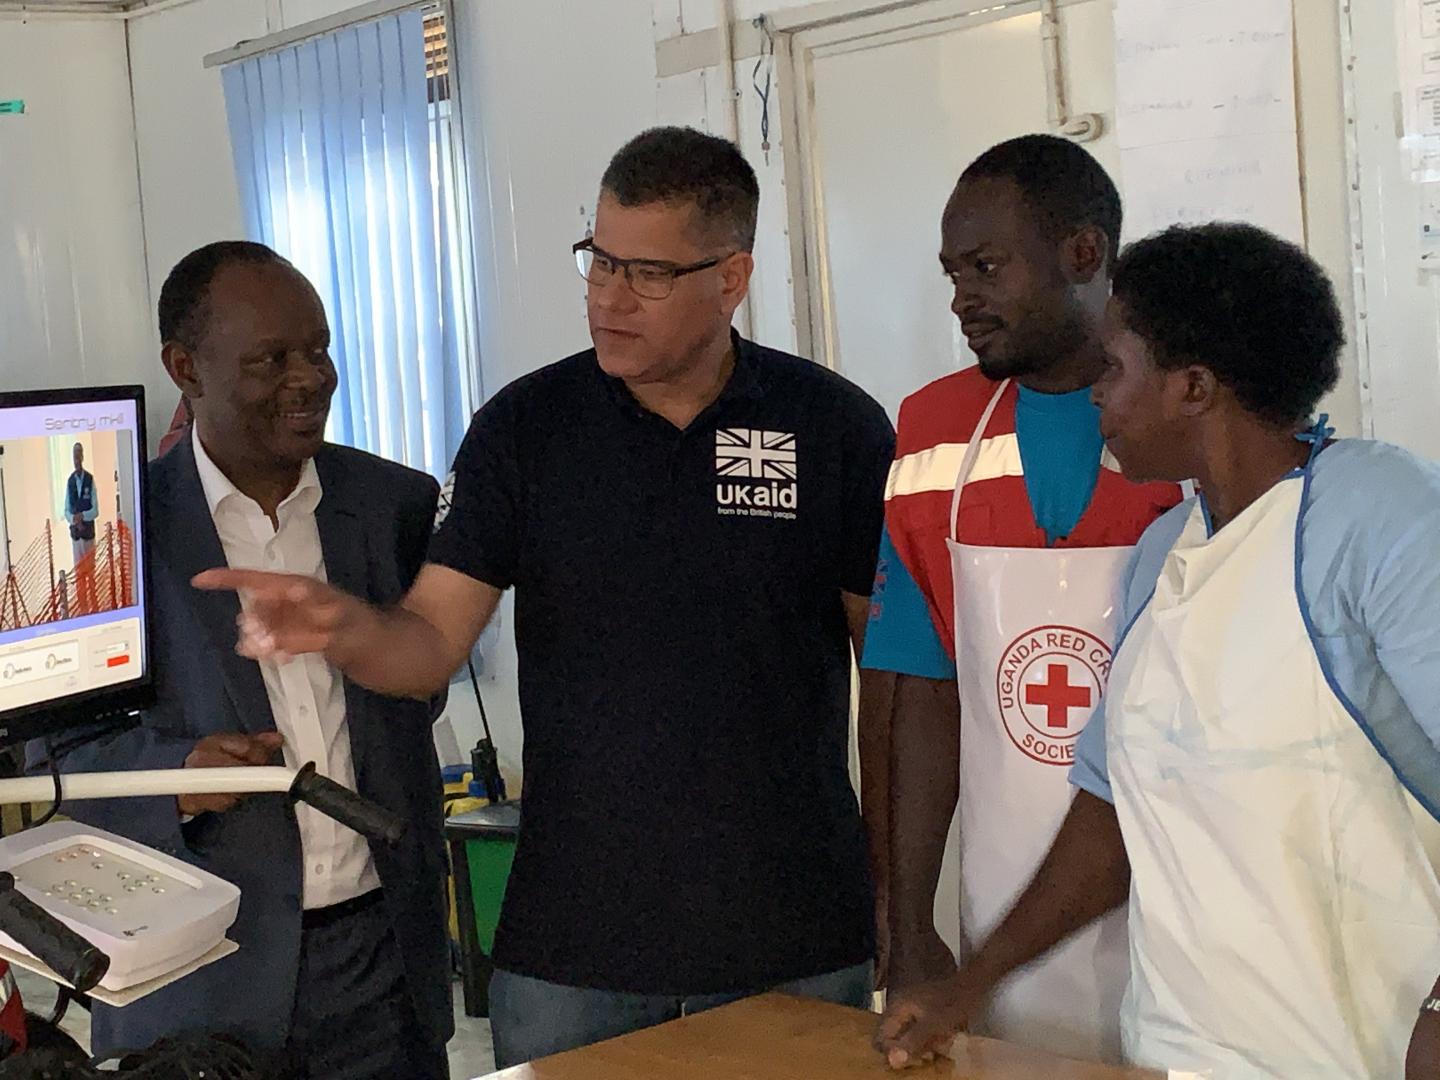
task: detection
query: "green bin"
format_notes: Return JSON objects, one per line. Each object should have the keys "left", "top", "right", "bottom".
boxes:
{"left": 445, "top": 800, "right": 520, "bottom": 1017}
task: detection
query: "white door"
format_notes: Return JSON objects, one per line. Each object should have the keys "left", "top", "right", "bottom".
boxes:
{"left": 796, "top": 1, "right": 1119, "bottom": 420}
{"left": 792, "top": 1, "right": 1120, "bottom": 955}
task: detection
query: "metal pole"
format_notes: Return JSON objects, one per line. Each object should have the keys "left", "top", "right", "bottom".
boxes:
{"left": 106, "top": 525, "right": 116, "bottom": 612}
{"left": 45, "top": 520, "right": 54, "bottom": 622}
{"left": 0, "top": 451, "right": 13, "bottom": 629}
{"left": 1040, "top": 0, "right": 1102, "bottom": 142}
{"left": 0, "top": 767, "right": 299, "bottom": 806}
{"left": 115, "top": 469, "right": 128, "bottom": 607}
{"left": 0, "top": 449, "right": 10, "bottom": 572}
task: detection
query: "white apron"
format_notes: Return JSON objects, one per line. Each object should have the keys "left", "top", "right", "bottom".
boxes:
{"left": 947, "top": 380, "right": 1130, "bottom": 1062}
{"left": 1106, "top": 465, "right": 1440, "bottom": 1077}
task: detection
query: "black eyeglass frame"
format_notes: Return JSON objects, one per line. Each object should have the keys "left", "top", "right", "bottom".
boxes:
{"left": 572, "top": 238, "right": 734, "bottom": 299}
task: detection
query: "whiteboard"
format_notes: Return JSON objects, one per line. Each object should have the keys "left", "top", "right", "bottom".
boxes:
{"left": 1114, "top": 0, "right": 1304, "bottom": 244}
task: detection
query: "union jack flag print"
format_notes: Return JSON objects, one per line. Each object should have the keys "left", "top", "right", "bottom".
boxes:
{"left": 715, "top": 429, "right": 798, "bottom": 480}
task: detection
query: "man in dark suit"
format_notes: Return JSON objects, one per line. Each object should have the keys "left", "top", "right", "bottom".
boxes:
{"left": 50, "top": 242, "right": 452, "bottom": 1077}
{"left": 64, "top": 442, "right": 99, "bottom": 613}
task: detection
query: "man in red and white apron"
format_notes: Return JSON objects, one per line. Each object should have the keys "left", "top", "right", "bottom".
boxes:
{"left": 878, "top": 222, "right": 1440, "bottom": 1078}
{"left": 860, "top": 135, "right": 1179, "bottom": 1063}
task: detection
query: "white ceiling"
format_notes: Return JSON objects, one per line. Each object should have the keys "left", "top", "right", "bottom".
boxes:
{"left": 0, "top": 1, "right": 128, "bottom": 8}
{"left": 0, "top": 0, "right": 178, "bottom": 13}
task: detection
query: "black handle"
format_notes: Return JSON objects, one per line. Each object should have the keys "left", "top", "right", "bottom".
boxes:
{"left": 289, "top": 764, "right": 407, "bottom": 847}
{"left": 0, "top": 872, "right": 109, "bottom": 993}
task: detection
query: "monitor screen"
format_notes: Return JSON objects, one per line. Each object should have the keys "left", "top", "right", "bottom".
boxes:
{"left": 0, "top": 387, "right": 152, "bottom": 745}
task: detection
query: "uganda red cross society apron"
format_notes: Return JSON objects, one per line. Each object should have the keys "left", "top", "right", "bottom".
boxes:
{"left": 946, "top": 379, "right": 1129, "bottom": 1062}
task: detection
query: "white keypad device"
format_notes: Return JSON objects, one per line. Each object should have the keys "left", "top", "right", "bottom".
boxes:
{"left": 0, "top": 822, "right": 239, "bottom": 991}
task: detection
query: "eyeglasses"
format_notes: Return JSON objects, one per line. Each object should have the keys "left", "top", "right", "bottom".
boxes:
{"left": 573, "top": 239, "right": 732, "bottom": 301}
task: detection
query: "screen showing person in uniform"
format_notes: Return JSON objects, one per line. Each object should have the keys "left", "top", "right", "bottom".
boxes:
{"left": 0, "top": 395, "right": 146, "bottom": 714}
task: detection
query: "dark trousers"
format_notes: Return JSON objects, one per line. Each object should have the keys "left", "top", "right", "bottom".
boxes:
{"left": 288, "top": 891, "right": 449, "bottom": 1080}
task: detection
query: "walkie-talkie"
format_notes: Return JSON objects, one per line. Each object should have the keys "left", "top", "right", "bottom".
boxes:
{"left": 466, "top": 659, "right": 507, "bottom": 804}
{"left": 471, "top": 739, "right": 506, "bottom": 805}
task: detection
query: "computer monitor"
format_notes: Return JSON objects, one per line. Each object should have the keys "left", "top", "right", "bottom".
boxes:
{"left": 0, "top": 387, "right": 152, "bottom": 746}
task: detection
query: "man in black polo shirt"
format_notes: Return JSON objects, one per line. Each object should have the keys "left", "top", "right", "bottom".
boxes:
{"left": 197, "top": 126, "right": 895, "bottom": 1066}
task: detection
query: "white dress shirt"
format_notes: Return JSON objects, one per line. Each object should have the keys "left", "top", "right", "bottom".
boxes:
{"left": 192, "top": 428, "right": 380, "bottom": 909}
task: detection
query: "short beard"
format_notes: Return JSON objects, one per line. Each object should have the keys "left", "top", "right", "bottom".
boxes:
{"left": 976, "top": 348, "right": 1048, "bottom": 382}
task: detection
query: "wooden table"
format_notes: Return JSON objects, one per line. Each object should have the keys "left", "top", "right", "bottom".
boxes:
{"left": 475, "top": 993, "right": 1163, "bottom": 1079}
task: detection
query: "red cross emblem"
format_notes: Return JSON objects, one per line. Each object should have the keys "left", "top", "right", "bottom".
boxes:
{"left": 996, "top": 626, "right": 1113, "bottom": 766}
{"left": 1025, "top": 663, "right": 1093, "bottom": 729}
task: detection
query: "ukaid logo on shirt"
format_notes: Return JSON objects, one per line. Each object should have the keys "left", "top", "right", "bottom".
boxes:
{"left": 996, "top": 625, "right": 1112, "bottom": 766}
{"left": 715, "top": 429, "right": 798, "bottom": 520}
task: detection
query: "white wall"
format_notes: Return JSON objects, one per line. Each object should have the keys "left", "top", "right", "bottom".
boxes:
{"left": 442, "top": 0, "right": 661, "bottom": 779}
{"left": 1346, "top": 0, "right": 1440, "bottom": 459}
{"left": 126, "top": 0, "right": 269, "bottom": 304}
{"left": 654, "top": 0, "right": 1366, "bottom": 438}
{"left": 14, "top": 0, "right": 1427, "bottom": 788}
{"left": 450, "top": 0, "right": 662, "bottom": 395}
{"left": 127, "top": 0, "right": 662, "bottom": 392}
{"left": 121, "top": 0, "right": 661, "bottom": 783}
{"left": 0, "top": 17, "right": 166, "bottom": 444}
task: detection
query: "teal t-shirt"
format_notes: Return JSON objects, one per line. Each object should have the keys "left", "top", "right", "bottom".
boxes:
{"left": 863, "top": 385, "right": 1106, "bottom": 677}
{"left": 1014, "top": 385, "right": 1105, "bottom": 546}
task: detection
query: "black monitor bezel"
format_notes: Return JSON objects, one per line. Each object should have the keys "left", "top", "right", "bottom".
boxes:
{"left": 0, "top": 385, "right": 155, "bottom": 747}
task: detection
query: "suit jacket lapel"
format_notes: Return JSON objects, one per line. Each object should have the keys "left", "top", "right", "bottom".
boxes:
{"left": 314, "top": 448, "right": 374, "bottom": 775}
{"left": 154, "top": 439, "right": 275, "bottom": 736}
{"left": 314, "top": 449, "right": 368, "bottom": 602}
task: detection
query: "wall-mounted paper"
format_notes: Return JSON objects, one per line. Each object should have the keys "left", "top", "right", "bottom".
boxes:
{"left": 1114, "top": 0, "right": 1303, "bottom": 245}
{"left": 1400, "top": 0, "right": 1440, "bottom": 182}
{"left": 1115, "top": 0, "right": 1294, "bottom": 149}
{"left": 1422, "top": 0, "right": 1440, "bottom": 38}
{"left": 1120, "top": 135, "right": 1305, "bottom": 244}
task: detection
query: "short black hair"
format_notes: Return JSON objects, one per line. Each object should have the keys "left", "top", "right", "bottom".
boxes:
{"left": 601, "top": 127, "right": 760, "bottom": 252}
{"left": 960, "top": 134, "right": 1123, "bottom": 268}
{"left": 1113, "top": 222, "right": 1343, "bottom": 428}
{"left": 158, "top": 240, "right": 292, "bottom": 347}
